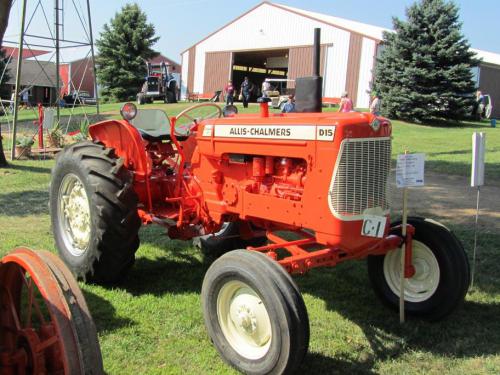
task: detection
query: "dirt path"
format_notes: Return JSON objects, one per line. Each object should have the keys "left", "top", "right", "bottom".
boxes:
{"left": 388, "top": 171, "right": 500, "bottom": 230}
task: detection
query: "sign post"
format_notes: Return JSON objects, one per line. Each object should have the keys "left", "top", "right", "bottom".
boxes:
{"left": 471, "top": 132, "right": 486, "bottom": 288}
{"left": 396, "top": 152, "right": 425, "bottom": 323}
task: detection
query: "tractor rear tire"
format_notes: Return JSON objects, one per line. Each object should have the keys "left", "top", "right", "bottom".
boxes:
{"left": 202, "top": 250, "right": 309, "bottom": 374}
{"left": 137, "top": 94, "right": 145, "bottom": 105}
{"left": 367, "top": 217, "right": 470, "bottom": 321}
{"left": 195, "top": 221, "right": 267, "bottom": 260}
{"left": 165, "top": 90, "right": 177, "bottom": 104}
{"left": 50, "top": 141, "right": 141, "bottom": 284}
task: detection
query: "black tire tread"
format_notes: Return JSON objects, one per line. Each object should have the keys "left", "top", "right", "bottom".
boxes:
{"left": 367, "top": 217, "right": 470, "bottom": 321}
{"left": 202, "top": 250, "right": 309, "bottom": 374}
{"left": 50, "top": 141, "right": 141, "bottom": 284}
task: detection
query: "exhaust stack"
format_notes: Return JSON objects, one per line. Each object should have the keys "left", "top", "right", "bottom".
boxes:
{"left": 294, "top": 28, "right": 323, "bottom": 113}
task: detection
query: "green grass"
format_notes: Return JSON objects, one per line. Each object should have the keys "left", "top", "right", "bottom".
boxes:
{"left": 1, "top": 106, "right": 499, "bottom": 374}
{"left": 0, "top": 160, "right": 499, "bottom": 374}
{"left": 392, "top": 120, "right": 500, "bottom": 180}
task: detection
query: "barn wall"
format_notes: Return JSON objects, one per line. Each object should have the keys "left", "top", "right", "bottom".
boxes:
{"left": 70, "top": 58, "right": 95, "bottom": 97}
{"left": 203, "top": 51, "right": 232, "bottom": 95}
{"left": 191, "top": 3, "right": 351, "bottom": 96}
{"left": 344, "top": 33, "right": 363, "bottom": 106}
{"left": 286, "top": 45, "right": 326, "bottom": 89}
{"left": 187, "top": 47, "right": 196, "bottom": 96}
{"left": 356, "top": 37, "right": 377, "bottom": 108}
{"left": 180, "top": 50, "right": 189, "bottom": 99}
{"left": 479, "top": 63, "right": 500, "bottom": 119}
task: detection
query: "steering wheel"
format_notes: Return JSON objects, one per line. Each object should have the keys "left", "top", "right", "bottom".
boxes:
{"left": 174, "top": 102, "right": 223, "bottom": 136}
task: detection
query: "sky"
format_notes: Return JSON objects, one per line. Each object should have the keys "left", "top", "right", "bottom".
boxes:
{"left": 3, "top": 0, "right": 500, "bottom": 63}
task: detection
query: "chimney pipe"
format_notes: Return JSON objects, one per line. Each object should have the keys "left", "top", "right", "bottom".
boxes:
{"left": 313, "top": 28, "right": 320, "bottom": 77}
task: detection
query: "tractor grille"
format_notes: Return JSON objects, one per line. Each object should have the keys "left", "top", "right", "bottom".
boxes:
{"left": 329, "top": 137, "right": 391, "bottom": 218}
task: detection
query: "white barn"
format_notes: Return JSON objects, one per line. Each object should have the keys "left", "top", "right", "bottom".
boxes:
{"left": 180, "top": 1, "right": 387, "bottom": 108}
{"left": 180, "top": 1, "right": 500, "bottom": 116}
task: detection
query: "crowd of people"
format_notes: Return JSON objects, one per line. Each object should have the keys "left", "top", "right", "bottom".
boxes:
{"left": 223, "top": 77, "right": 383, "bottom": 115}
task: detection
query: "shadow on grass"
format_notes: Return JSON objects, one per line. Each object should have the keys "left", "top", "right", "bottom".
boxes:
{"left": 397, "top": 119, "right": 493, "bottom": 129}
{"left": 7, "top": 163, "right": 52, "bottom": 174}
{"left": 299, "top": 259, "right": 500, "bottom": 365}
{"left": 0, "top": 190, "right": 49, "bottom": 216}
{"left": 120, "top": 255, "right": 207, "bottom": 296}
{"left": 300, "top": 351, "right": 377, "bottom": 374}
{"left": 81, "top": 289, "right": 135, "bottom": 333}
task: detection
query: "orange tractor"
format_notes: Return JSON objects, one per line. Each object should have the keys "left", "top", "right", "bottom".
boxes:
{"left": 48, "top": 98, "right": 470, "bottom": 373}
{"left": 0, "top": 248, "right": 103, "bottom": 374}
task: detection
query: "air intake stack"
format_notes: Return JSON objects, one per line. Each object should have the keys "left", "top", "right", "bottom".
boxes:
{"left": 294, "top": 28, "right": 323, "bottom": 113}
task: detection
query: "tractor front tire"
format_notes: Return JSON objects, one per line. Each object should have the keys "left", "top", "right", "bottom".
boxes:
{"left": 202, "top": 250, "right": 309, "bottom": 374}
{"left": 367, "top": 217, "right": 470, "bottom": 321}
{"left": 50, "top": 141, "right": 141, "bottom": 284}
{"left": 195, "top": 221, "right": 267, "bottom": 260}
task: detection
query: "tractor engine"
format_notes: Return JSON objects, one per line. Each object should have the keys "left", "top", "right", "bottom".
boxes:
{"left": 237, "top": 155, "right": 306, "bottom": 201}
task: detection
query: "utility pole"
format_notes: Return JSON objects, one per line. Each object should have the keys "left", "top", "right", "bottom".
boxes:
{"left": 55, "top": 0, "right": 61, "bottom": 121}
{"left": 10, "top": 0, "right": 27, "bottom": 160}
{"left": 87, "top": 0, "right": 99, "bottom": 114}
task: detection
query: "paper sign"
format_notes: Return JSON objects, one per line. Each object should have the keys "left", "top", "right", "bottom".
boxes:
{"left": 396, "top": 153, "right": 425, "bottom": 188}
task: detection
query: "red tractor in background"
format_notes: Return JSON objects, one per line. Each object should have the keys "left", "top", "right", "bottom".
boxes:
{"left": 49, "top": 30, "right": 469, "bottom": 374}
{"left": 136, "top": 61, "right": 178, "bottom": 105}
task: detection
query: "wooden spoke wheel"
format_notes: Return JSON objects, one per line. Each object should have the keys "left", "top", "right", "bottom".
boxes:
{"left": 0, "top": 248, "right": 103, "bottom": 375}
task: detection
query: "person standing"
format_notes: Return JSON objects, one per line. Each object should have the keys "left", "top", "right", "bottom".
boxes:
{"left": 370, "top": 92, "right": 381, "bottom": 116}
{"left": 338, "top": 91, "right": 353, "bottom": 112}
{"left": 281, "top": 95, "right": 296, "bottom": 113}
{"left": 224, "top": 80, "right": 235, "bottom": 106}
{"left": 240, "top": 77, "right": 253, "bottom": 108}
{"left": 261, "top": 78, "right": 271, "bottom": 98}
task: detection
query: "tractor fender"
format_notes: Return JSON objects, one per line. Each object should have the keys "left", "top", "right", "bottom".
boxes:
{"left": 88, "top": 119, "right": 151, "bottom": 178}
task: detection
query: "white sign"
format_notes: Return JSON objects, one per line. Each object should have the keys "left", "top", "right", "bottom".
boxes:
{"left": 210, "top": 124, "right": 335, "bottom": 141}
{"left": 202, "top": 124, "right": 213, "bottom": 137}
{"left": 471, "top": 132, "right": 486, "bottom": 187}
{"left": 396, "top": 153, "right": 425, "bottom": 188}
{"left": 316, "top": 126, "right": 336, "bottom": 141}
{"left": 361, "top": 215, "right": 386, "bottom": 238}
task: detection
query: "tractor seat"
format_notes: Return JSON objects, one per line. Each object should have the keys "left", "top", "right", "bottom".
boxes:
{"left": 129, "top": 109, "right": 189, "bottom": 142}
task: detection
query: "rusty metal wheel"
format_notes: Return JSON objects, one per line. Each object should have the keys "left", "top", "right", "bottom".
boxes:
{"left": 0, "top": 248, "right": 104, "bottom": 374}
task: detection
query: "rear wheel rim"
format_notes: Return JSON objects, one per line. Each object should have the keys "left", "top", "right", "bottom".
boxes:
{"left": 58, "top": 173, "right": 91, "bottom": 256}
{"left": 217, "top": 280, "right": 272, "bottom": 360}
{"left": 383, "top": 240, "right": 440, "bottom": 303}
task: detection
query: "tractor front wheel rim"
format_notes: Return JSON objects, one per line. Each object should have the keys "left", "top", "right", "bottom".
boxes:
{"left": 217, "top": 280, "right": 272, "bottom": 360}
{"left": 383, "top": 240, "right": 440, "bottom": 303}
{"left": 58, "top": 173, "right": 91, "bottom": 256}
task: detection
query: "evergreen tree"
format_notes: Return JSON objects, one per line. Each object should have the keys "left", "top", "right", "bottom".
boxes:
{"left": 96, "top": 3, "right": 159, "bottom": 102}
{"left": 373, "top": 0, "right": 478, "bottom": 123}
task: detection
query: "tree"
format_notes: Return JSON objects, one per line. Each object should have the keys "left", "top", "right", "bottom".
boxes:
{"left": 96, "top": 3, "right": 159, "bottom": 102}
{"left": 0, "top": 0, "right": 13, "bottom": 167}
{"left": 373, "top": 0, "right": 479, "bottom": 123}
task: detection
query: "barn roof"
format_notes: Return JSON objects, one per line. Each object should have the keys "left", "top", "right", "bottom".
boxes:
{"left": 4, "top": 59, "right": 59, "bottom": 87}
{"left": 180, "top": 1, "right": 500, "bottom": 68}
{"left": 274, "top": 3, "right": 389, "bottom": 40}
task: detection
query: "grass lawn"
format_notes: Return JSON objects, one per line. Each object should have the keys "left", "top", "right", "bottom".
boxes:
{"left": 1, "top": 103, "right": 499, "bottom": 374}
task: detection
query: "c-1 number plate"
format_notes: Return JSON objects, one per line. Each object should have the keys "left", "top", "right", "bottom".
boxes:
{"left": 361, "top": 215, "right": 386, "bottom": 238}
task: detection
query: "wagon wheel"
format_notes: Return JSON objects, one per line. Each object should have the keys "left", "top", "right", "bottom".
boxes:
{"left": 0, "top": 248, "right": 103, "bottom": 374}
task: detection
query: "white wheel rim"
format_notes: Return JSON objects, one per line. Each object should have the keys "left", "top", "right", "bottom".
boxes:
{"left": 58, "top": 173, "right": 91, "bottom": 256}
{"left": 383, "top": 240, "right": 440, "bottom": 303}
{"left": 217, "top": 280, "right": 272, "bottom": 360}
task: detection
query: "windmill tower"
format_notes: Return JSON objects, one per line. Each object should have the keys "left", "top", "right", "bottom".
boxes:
{"left": 6, "top": 0, "right": 98, "bottom": 159}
